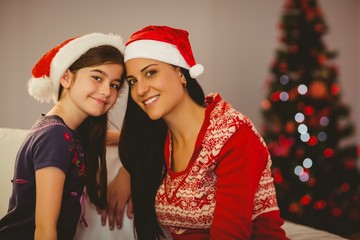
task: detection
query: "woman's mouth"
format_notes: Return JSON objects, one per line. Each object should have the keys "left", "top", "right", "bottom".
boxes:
{"left": 143, "top": 95, "right": 159, "bottom": 105}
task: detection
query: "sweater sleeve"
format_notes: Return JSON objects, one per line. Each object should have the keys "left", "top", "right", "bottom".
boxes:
{"left": 210, "top": 124, "right": 287, "bottom": 240}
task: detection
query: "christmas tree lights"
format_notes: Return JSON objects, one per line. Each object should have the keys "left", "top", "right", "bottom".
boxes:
{"left": 261, "top": 0, "right": 360, "bottom": 236}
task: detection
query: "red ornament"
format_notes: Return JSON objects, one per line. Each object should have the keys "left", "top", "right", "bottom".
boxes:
{"left": 306, "top": 11, "right": 316, "bottom": 21}
{"left": 278, "top": 35, "right": 286, "bottom": 43}
{"left": 289, "top": 203, "right": 301, "bottom": 214}
{"left": 273, "top": 170, "right": 284, "bottom": 184}
{"left": 343, "top": 158, "right": 356, "bottom": 169}
{"left": 284, "top": 0, "right": 294, "bottom": 9}
{"left": 313, "top": 200, "right": 327, "bottom": 210}
{"left": 288, "top": 88, "right": 298, "bottom": 101}
{"left": 331, "top": 83, "right": 340, "bottom": 95}
{"left": 300, "top": 195, "right": 312, "bottom": 206}
{"left": 304, "top": 105, "right": 315, "bottom": 116}
{"left": 314, "top": 23, "right": 325, "bottom": 33}
{"left": 285, "top": 121, "right": 296, "bottom": 133}
{"left": 278, "top": 62, "right": 288, "bottom": 73}
{"left": 297, "top": 102, "right": 305, "bottom": 111}
{"left": 301, "top": 0, "right": 309, "bottom": 9}
{"left": 271, "top": 91, "right": 281, "bottom": 102}
{"left": 307, "top": 177, "right": 317, "bottom": 187}
{"left": 331, "top": 207, "right": 343, "bottom": 217}
{"left": 340, "top": 182, "right": 350, "bottom": 192}
{"left": 295, "top": 147, "right": 305, "bottom": 158}
{"left": 317, "top": 54, "right": 327, "bottom": 64}
{"left": 261, "top": 99, "right": 271, "bottom": 110}
{"left": 324, "top": 148, "right": 334, "bottom": 158}
{"left": 307, "top": 136, "right": 318, "bottom": 146}
{"left": 309, "top": 81, "right": 328, "bottom": 99}
{"left": 289, "top": 44, "right": 299, "bottom": 54}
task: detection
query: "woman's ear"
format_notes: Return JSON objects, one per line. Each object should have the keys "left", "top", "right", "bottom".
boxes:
{"left": 60, "top": 69, "right": 73, "bottom": 89}
{"left": 178, "top": 69, "right": 186, "bottom": 85}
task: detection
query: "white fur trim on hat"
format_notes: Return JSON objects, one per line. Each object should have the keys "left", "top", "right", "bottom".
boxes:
{"left": 189, "top": 64, "right": 204, "bottom": 79}
{"left": 124, "top": 40, "right": 190, "bottom": 69}
{"left": 28, "top": 76, "right": 54, "bottom": 103}
{"left": 28, "top": 32, "right": 125, "bottom": 103}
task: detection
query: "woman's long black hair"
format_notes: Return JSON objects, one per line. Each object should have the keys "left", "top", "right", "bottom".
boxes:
{"left": 119, "top": 67, "right": 205, "bottom": 240}
{"left": 59, "top": 45, "right": 125, "bottom": 209}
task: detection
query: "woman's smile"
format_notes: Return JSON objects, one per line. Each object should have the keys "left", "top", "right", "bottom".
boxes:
{"left": 143, "top": 94, "right": 159, "bottom": 105}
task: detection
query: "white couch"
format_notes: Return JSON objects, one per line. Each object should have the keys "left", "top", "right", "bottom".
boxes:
{"left": 0, "top": 127, "right": 347, "bottom": 240}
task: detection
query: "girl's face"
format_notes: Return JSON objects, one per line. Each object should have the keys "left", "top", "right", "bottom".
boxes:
{"left": 65, "top": 63, "right": 124, "bottom": 118}
{"left": 125, "top": 58, "right": 186, "bottom": 120}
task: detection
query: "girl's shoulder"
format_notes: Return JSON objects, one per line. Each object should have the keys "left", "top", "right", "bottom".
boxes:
{"left": 29, "top": 115, "right": 78, "bottom": 144}
{"left": 31, "top": 115, "right": 68, "bottom": 130}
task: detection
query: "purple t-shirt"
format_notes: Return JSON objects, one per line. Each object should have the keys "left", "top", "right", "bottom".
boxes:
{"left": 0, "top": 115, "right": 86, "bottom": 240}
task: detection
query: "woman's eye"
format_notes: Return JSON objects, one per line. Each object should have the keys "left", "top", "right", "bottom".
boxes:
{"left": 145, "top": 70, "right": 156, "bottom": 77}
{"left": 127, "top": 78, "right": 137, "bottom": 86}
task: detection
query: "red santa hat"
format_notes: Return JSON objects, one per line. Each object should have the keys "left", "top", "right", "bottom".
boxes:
{"left": 124, "top": 25, "right": 204, "bottom": 79}
{"left": 28, "top": 32, "right": 125, "bottom": 103}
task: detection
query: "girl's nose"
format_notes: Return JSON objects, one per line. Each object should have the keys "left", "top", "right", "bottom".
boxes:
{"left": 100, "top": 82, "right": 111, "bottom": 96}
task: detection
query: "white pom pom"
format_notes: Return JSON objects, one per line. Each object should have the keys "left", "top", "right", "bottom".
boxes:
{"left": 28, "top": 77, "right": 54, "bottom": 103}
{"left": 189, "top": 64, "right": 204, "bottom": 79}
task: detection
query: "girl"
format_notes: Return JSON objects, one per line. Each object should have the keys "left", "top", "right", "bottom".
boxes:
{"left": 119, "top": 25, "right": 289, "bottom": 239}
{"left": 0, "top": 32, "right": 126, "bottom": 240}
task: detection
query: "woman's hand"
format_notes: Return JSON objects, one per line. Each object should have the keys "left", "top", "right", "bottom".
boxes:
{"left": 98, "top": 166, "right": 132, "bottom": 230}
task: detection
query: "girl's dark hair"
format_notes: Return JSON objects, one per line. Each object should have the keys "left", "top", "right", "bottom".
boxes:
{"left": 119, "top": 67, "right": 204, "bottom": 240}
{"left": 59, "top": 45, "right": 125, "bottom": 209}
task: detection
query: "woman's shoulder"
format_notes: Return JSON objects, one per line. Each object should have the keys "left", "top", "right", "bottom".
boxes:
{"left": 205, "top": 93, "right": 266, "bottom": 145}
{"left": 206, "top": 93, "right": 252, "bottom": 127}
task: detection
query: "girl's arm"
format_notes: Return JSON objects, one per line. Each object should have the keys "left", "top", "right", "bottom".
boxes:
{"left": 34, "top": 167, "right": 65, "bottom": 240}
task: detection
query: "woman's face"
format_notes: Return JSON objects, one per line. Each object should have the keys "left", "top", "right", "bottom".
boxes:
{"left": 125, "top": 58, "right": 186, "bottom": 120}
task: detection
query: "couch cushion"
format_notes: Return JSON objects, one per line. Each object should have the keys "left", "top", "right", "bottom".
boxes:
{"left": 0, "top": 128, "right": 30, "bottom": 216}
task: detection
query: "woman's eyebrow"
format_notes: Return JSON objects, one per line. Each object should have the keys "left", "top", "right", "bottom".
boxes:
{"left": 126, "top": 64, "right": 159, "bottom": 80}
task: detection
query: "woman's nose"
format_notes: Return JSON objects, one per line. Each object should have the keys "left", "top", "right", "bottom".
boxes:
{"left": 135, "top": 79, "right": 149, "bottom": 96}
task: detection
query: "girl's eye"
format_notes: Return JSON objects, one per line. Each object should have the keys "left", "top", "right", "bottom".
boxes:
{"left": 127, "top": 78, "right": 137, "bottom": 87}
{"left": 110, "top": 83, "right": 121, "bottom": 91}
{"left": 93, "top": 76, "right": 101, "bottom": 81}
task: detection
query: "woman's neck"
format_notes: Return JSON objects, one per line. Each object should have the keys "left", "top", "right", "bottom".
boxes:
{"left": 166, "top": 100, "right": 205, "bottom": 148}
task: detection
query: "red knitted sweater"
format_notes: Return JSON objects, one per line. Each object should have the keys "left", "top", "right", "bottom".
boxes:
{"left": 155, "top": 94, "right": 288, "bottom": 240}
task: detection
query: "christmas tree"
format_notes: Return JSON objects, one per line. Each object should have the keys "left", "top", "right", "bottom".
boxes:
{"left": 261, "top": 0, "right": 360, "bottom": 237}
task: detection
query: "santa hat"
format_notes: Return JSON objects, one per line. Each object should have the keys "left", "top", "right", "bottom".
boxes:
{"left": 28, "top": 32, "right": 125, "bottom": 103}
{"left": 124, "top": 25, "right": 204, "bottom": 79}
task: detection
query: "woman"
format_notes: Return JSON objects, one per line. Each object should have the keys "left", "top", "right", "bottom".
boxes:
{"left": 119, "top": 25, "right": 288, "bottom": 240}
